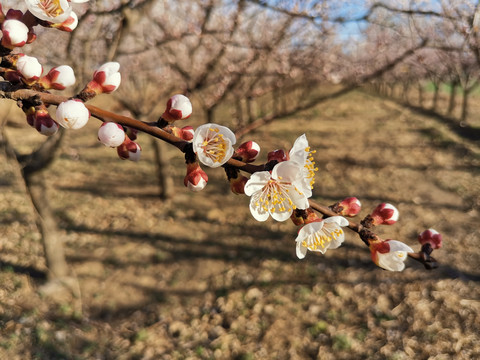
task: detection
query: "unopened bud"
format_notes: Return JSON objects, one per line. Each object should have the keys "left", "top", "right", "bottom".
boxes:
{"left": 1, "top": 19, "right": 29, "bottom": 49}
{"left": 92, "top": 62, "right": 121, "bottom": 93}
{"left": 125, "top": 127, "right": 138, "bottom": 141}
{"left": 267, "top": 149, "right": 287, "bottom": 162}
{"left": 290, "top": 208, "right": 319, "bottom": 226}
{"left": 235, "top": 141, "right": 260, "bottom": 163}
{"left": 55, "top": 99, "right": 90, "bottom": 129}
{"left": 98, "top": 122, "right": 125, "bottom": 147}
{"left": 40, "top": 65, "right": 76, "bottom": 90}
{"left": 117, "top": 137, "right": 141, "bottom": 161}
{"left": 181, "top": 126, "right": 194, "bottom": 141}
{"left": 229, "top": 174, "right": 248, "bottom": 194}
{"left": 33, "top": 107, "right": 58, "bottom": 136}
{"left": 172, "top": 125, "right": 194, "bottom": 141}
{"left": 5, "top": 9, "right": 24, "bottom": 21}
{"left": 371, "top": 203, "right": 399, "bottom": 225}
{"left": 184, "top": 162, "right": 208, "bottom": 192}
{"left": 80, "top": 62, "right": 121, "bottom": 100}
{"left": 338, "top": 197, "right": 362, "bottom": 217}
{"left": 418, "top": 229, "right": 442, "bottom": 249}
{"left": 161, "top": 94, "right": 192, "bottom": 122}
{"left": 16, "top": 54, "right": 43, "bottom": 84}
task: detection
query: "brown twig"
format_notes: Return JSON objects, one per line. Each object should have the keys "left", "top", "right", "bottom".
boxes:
{"left": 0, "top": 86, "right": 436, "bottom": 269}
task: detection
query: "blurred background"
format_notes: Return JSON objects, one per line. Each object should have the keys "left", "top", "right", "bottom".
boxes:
{"left": 1, "top": 1, "right": 479, "bottom": 359}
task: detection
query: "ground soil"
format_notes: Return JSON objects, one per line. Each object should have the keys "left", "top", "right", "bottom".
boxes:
{"left": 1, "top": 90, "right": 479, "bottom": 359}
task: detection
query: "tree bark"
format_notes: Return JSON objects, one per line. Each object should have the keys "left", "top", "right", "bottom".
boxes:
{"left": 460, "top": 87, "right": 470, "bottom": 123}
{"left": 152, "top": 138, "right": 174, "bottom": 200}
{"left": 447, "top": 80, "right": 458, "bottom": 116}
{"left": 1, "top": 125, "right": 69, "bottom": 280}
{"left": 431, "top": 82, "right": 439, "bottom": 111}
{"left": 417, "top": 82, "right": 424, "bottom": 107}
{"left": 24, "top": 171, "right": 69, "bottom": 279}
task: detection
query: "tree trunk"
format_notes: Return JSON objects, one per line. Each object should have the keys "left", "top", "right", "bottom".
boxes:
{"left": 272, "top": 89, "right": 279, "bottom": 116}
{"left": 152, "top": 138, "right": 174, "bottom": 200}
{"left": 235, "top": 98, "right": 243, "bottom": 127}
{"left": 418, "top": 83, "right": 424, "bottom": 107}
{"left": 246, "top": 97, "right": 254, "bottom": 123}
{"left": 1, "top": 126, "right": 69, "bottom": 281}
{"left": 460, "top": 88, "right": 469, "bottom": 123}
{"left": 24, "top": 171, "right": 69, "bottom": 279}
{"left": 431, "top": 82, "right": 439, "bottom": 111}
{"left": 206, "top": 106, "right": 215, "bottom": 123}
{"left": 402, "top": 82, "right": 410, "bottom": 103}
{"left": 447, "top": 81, "right": 458, "bottom": 116}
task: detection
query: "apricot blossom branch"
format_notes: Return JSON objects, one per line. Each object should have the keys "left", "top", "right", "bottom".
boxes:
{"left": 0, "top": 1, "right": 441, "bottom": 273}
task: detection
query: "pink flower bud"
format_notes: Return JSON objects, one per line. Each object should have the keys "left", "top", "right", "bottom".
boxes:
{"left": 6, "top": 9, "right": 24, "bottom": 21}
{"left": 162, "top": 94, "right": 192, "bottom": 122}
{"left": 25, "top": 106, "right": 59, "bottom": 136}
{"left": 184, "top": 162, "right": 208, "bottom": 192}
{"left": 34, "top": 110, "right": 59, "bottom": 136}
{"left": 25, "top": 107, "right": 36, "bottom": 127}
{"left": 267, "top": 149, "right": 287, "bottom": 162}
{"left": 16, "top": 54, "right": 43, "bottom": 84}
{"left": 41, "top": 65, "right": 76, "bottom": 90}
{"left": 117, "top": 137, "right": 141, "bottom": 161}
{"left": 125, "top": 127, "right": 138, "bottom": 141}
{"left": 229, "top": 174, "right": 248, "bottom": 195}
{"left": 338, "top": 197, "right": 362, "bottom": 217}
{"left": 370, "top": 203, "right": 399, "bottom": 225}
{"left": 98, "top": 122, "right": 125, "bottom": 147}
{"left": 1, "top": 19, "right": 29, "bottom": 48}
{"left": 172, "top": 125, "right": 194, "bottom": 141}
{"left": 181, "top": 126, "right": 194, "bottom": 141}
{"left": 92, "top": 62, "right": 121, "bottom": 93}
{"left": 55, "top": 99, "right": 90, "bottom": 129}
{"left": 235, "top": 141, "right": 260, "bottom": 163}
{"left": 418, "top": 229, "right": 442, "bottom": 249}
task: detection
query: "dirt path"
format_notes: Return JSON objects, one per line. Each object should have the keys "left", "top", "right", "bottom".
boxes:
{"left": 1, "top": 91, "right": 479, "bottom": 359}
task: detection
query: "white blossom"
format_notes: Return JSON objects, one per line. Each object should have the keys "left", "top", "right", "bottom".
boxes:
{"left": 244, "top": 160, "right": 310, "bottom": 222}
{"left": 370, "top": 240, "right": 413, "bottom": 272}
{"left": 192, "top": 124, "right": 236, "bottom": 168}
{"left": 295, "top": 216, "right": 349, "bottom": 259}
{"left": 288, "top": 134, "right": 318, "bottom": 198}
{"left": 25, "top": 0, "right": 73, "bottom": 23}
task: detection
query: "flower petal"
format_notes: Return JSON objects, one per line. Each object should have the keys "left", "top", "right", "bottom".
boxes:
{"left": 249, "top": 196, "right": 270, "bottom": 222}
{"left": 296, "top": 242, "right": 307, "bottom": 259}
{"left": 324, "top": 216, "right": 349, "bottom": 227}
{"left": 244, "top": 171, "right": 270, "bottom": 196}
{"left": 272, "top": 160, "right": 302, "bottom": 183}
{"left": 377, "top": 252, "right": 408, "bottom": 271}
{"left": 270, "top": 208, "right": 292, "bottom": 222}
{"left": 289, "top": 134, "right": 308, "bottom": 164}
{"left": 386, "top": 240, "right": 413, "bottom": 253}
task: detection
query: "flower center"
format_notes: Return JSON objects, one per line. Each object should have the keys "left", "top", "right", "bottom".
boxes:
{"left": 254, "top": 179, "right": 295, "bottom": 214}
{"left": 304, "top": 146, "right": 318, "bottom": 189}
{"left": 201, "top": 128, "right": 228, "bottom": 163}
{"left": 302, "top": 227, "right": 343, "bottom": 251}
{"left": 38, "top": 0, "right": 65, "bottom": 18}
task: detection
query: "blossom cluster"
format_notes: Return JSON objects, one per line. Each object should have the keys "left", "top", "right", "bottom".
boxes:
{"left": 0, "top": 0, "right": 442, "bottom": 274}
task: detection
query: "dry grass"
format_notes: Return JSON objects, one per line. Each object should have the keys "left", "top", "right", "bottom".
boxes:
{"left": 0, "top": 90, "right": 479, "bottom": 359}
